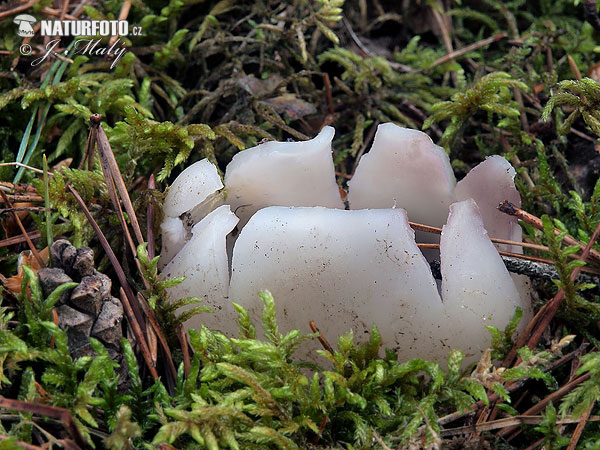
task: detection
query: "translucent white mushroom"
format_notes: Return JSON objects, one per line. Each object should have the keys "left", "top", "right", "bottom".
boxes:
{"left": 224, "top": 126, "right": 344, "bottom": 227}
{"left": 161, "top": 205, "right": 239, "bottom": 332}
{"left": 347, "top": 123, "right": 456, "bottom": 237}
{"left": 229, "top": 206, "right": 450, "bottom": 362}
{"left": 440, "top": 199, "right": 529, "bottom": 362}
{"left": 163, "top": 159, "right": 223, "bottom": 218}
{"left": 455, "top": 155, "right": 522, "bottom": 253}
{"left": 159, "top": 217, "right": 187, "bottom": 269}
{"left": 159, "top": 125, "right": 533, "bottom": 366}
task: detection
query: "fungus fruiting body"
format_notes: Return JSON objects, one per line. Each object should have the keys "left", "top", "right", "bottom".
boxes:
{"left": 160, "top": 123, "right": 533, "bottom": 365}
{"left": 224, "top": 126, "right": 344, "bottom": 227}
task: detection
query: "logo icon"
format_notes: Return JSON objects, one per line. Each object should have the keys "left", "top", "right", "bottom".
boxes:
{"left": 14, "top": 14, "right": 36, "bottom": 37}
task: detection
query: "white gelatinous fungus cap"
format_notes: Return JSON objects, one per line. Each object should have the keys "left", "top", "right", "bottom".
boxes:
{"left": 163, "top": 159, "right": 223, "bottom": 218}
{"left": 161, "top": 205, "right": 239, "bottom": 331}
{"left": 347, "top": 123, "right": 456, "bottom": 235}
{"left": 229, "top": 206, "right": 450, "bottom": 362}
{"left": 160, "top": 124, "right": 533, "bottom": 366}
{"left": 159, "top": 217, "right": 187, "bottom": 269}
{"left": 224, "top": 126, "right": 344, "bottom": 227}
{"left": 440, "top": 199, "right": 530, "bottom": 362}
{"left": 455, "top": 155, "right": 522, "bottom": 253}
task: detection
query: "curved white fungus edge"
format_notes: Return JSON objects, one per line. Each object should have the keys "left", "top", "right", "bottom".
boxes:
{"left": 159, "top": 217, "right": 187, "bottom": 269}
{"left": 163, "top": 158, "right": 223, "bottom": 218}
{"left": 455, "top": 155, "right": 522, "bottom": 253}
{"left": 441, "top": 199, "right": 530, "bottom": 364}
{"left": 161, "top": 205, "right": 239, "bottom": 331}
{"left": 224, "top": 125, "right": 344, "bottom": 227}
{"left": 347, "top": 123, "right": 456, "bottom": 237}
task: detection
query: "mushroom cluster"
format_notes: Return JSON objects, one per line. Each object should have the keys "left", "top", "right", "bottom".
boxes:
{"left": 159, "top": 123, "right": 532, "bottom": 365}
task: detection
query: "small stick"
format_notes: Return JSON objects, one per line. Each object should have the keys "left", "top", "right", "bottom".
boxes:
{"left": 91, "top": 120, "right": 139, "bottom": 263}
{"left": 427, "top": 33, "right": 508, "bottom": 70}
{"left": 351, "top": 120, "right": 379, "bottom": 174}
{"left": 498, "top": 201, "right": 600, "bottom": 264}
{"left": 0, "top": 230, "right": 41, "bottom": 248}
{"left": 0, "top": 190, "right": 44, "bottom": 268}
{"left": 136, "top": 292, "right": 177, "bottom": 384}
{"left": 411, "top": 221, "right": 554, "bottom": 254}
{"left": 91, "top": 115, "right": 145, "bottom": 246}
{"left": 322, "top": 73, "right": 334, "bottom": 115}
{"left": 441, "top": 414, "right": 600, "bottom": 437}
{"left": 0, "top": 397, "right": 88, "bottom": 449}
{"left": 0, "top": 162, "right": 44, "bottom": 174}
{"left": 0, "top": 434, "right": 41, "bottom": 450}
{"left": 0, "top": 0, "right": 36, "bottom": 20}
{"left": 108, "top": 1, "right": 131, "bottom": 47}
{"left": 567, "top": 400, "right": 595, "bottom": 450}
{"left": 3, "top": 194, "right": 43, "bottom": 202}
{"left": 90, "top": 116, "right": 150, "bottom": 290}
{"left": 342, "top": 17, "right": 373, "bottom": 57}
{"left": 120, "top": 289, "right": 159, "bottom": 381}
{"left": 177, "top": 324, "right": 191, "bottom": 378}
{"left": 59, "top": 0, "right": 70, "bottom": 20}
{"left": 66, "top": 186, "right": 145, "bottom": 332}
{"left": 147, "top": 175, "right": 156, "bottom": 260}
{"left": 431, "top": 2, "right": 456, "bottom": 86}
{"left": 41, "top": 7, "right": 76, "bottom": 20}
{"left": 78, "top": 127, "right": 95, "bottom": 171}
{"left": 568, "top": 54, "right": 583, "bottom": 80}
{"left": 309, "top": 321, "right": 334, "bottom": 355}
{"left": 526, "top": 216, "right": 600, "bottom": 352}
{"left": 420, "top": 245, "right": 600, "bottom": 280}
{"left": 0, "top": 207, "right": 50, "bottom": 214}
{"left": 497, "top": 372, "right": 591, "bottom": 439}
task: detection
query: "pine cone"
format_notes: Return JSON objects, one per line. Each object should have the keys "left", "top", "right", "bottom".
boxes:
{"left": 38, "top": 240, "right": 125, "bottom": 363}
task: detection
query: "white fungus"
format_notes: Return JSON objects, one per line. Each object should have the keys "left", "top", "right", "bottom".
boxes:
{"left": 224, "top": 126, "right": 344, "bottom": 227}
{"left": 161, "top": 205, "right": 239, "bottom": 332}
{"left": 455, "top": 155, "right": 522, "bottom": 253}
{"left": 347, "top": 123, "right": 456, "bottom": 236}
{"left": 163, "top": 159, "right": 223, "bottom": 218}
{"left": 229, "top": 206, "right": 450, "bottom": 362}
{"left": 159, "top": 217, "right": 187, "bottom": 269}
{"left": 440, "top": 199, "right": 527, "bottom": 361}
{"left": 159, "top": 125, "right": 533, "bottom": 366}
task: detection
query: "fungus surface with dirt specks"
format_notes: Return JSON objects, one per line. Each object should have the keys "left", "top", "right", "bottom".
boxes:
{"left": 160, "top": 124, "right": 533, "bottom": 366}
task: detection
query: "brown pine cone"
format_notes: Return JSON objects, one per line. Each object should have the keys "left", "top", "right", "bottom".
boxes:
{"left": 38, "top": 240, "right": 125, "bottom": 363}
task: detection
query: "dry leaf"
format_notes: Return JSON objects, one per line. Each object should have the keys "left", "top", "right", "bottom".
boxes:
{"left": 4, "top": 247, "right": 49, "bottom": 295}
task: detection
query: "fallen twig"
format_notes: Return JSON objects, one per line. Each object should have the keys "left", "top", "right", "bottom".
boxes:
{"left": 177, "top": 324, "right": 191, "bottom": 378}
{"left": 427, "top": 33, "right": 508, "bottom": 70}
{"left": 0, "top": 434, "right": 43, "bottom": 450}
{"left": 147, "top": 174, "right": 156, "bottom": 260}
{"left": 424, "top": 247, "right": 600, "bottom": 281}
{"left": 67, "top": 185, "right": 158, "bottom": 382}
{"left": 568, "top": 400, "right": 595, "bottom": 450}
{"left": 136, "top": 292, "right": 177, "bottom": 385}
{"left": 498, "top": 200, "right": 600, "bottom": 264}
{"left": 0, "top": 191, "right": 44, "bottom": 268}
{"left": 525, "top": 214, "right": 600, "bottom": 353}
{"left": 441, "top": 414, "right": 600, "bottom": 437}
{"left": 0, "top": 230, "right": 41, "bottom": 248}
{"left": 497, "top": 372, "right": 591, "bottom": 439}
{"left": 309, "top": 321, "right": 334, "bottom": 355}
{"left": 0, "top": 397, "right": 88, "bottom": 449}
